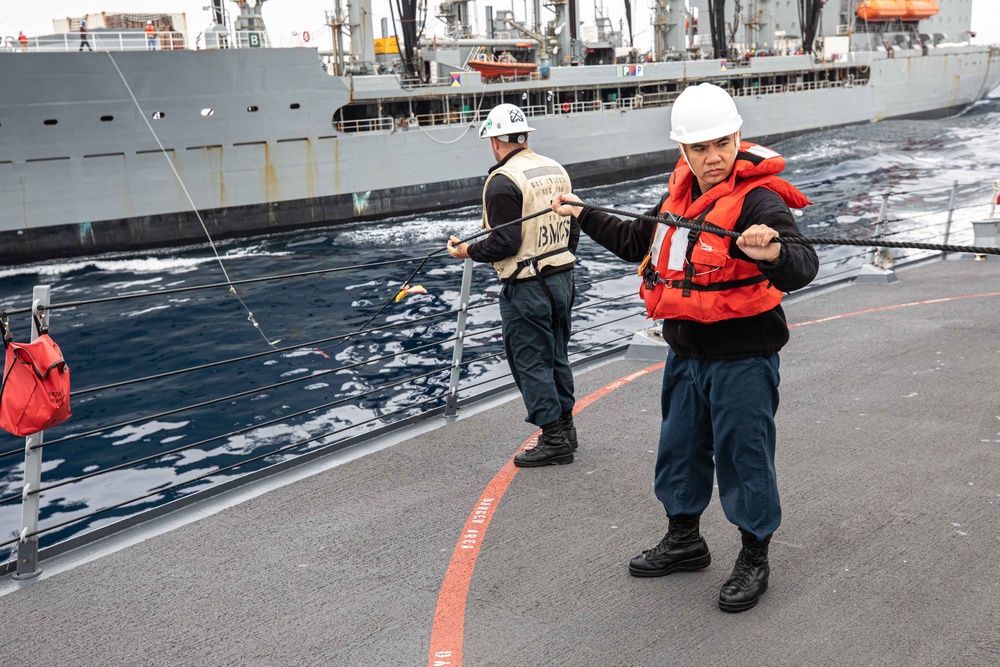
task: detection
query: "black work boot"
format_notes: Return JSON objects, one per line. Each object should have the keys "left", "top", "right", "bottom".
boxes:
{"left": 513, "top": 420, "right": 574, "bottom": 467}
{"left": 559, "top": 411, "right": 578, "bottom": 451}
{"left": 718, "top": 530, "right": 771, "bottom": 613}
{"left": 628, "top": 514, "right": 711, "bottom": 577}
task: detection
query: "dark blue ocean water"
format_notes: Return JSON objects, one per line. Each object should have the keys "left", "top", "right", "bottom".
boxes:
{"left": 2, "top": 94, "right": 998, "bottom": 554}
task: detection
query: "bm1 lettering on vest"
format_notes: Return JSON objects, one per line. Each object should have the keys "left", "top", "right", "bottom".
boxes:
{"left": 537, "top": 219, "right": 571, "bottom": 248}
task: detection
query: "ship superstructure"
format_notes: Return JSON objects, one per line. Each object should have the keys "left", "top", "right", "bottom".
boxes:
{"left": 0, "top": 0, "right": 997, "bottom": 263}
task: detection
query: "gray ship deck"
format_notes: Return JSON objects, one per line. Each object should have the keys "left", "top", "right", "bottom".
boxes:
{"left": 2, "top": 258, "right": 1000, "bottom": 666}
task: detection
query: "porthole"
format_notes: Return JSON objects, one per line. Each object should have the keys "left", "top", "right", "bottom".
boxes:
{"left": 290, "top": 103, "right": 301, "bottom": 109}
{"left": 152, "top": 111, "right": 165, "bottom": 119}
{"left": 44, "top": 119, "right": 58, "bottom": 125}
{"left": 247, "top": 105, "right": 259, "bottom": 112}
{"left": 101, "top": 115, "right": 114, "bottom": 122}
{"left": 201, "top": 108, "right": 214, "bottom": 117}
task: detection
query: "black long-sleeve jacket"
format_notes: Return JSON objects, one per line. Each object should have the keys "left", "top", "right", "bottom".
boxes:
{"left": 578, "top": 187, "right": 819, "bottom": 359}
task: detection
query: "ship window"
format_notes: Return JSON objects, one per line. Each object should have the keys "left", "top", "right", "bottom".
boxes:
{"left": 290, "top": 103, "right": 301, "bottom": 109}
{"left": 101, "top": 115, "right": 114, "bottom": 122}
{"left": 201, "top": 108, "right": 215, "bottom": 117}
{"left": 153, "top": 112, "right": 165, "bottom": 119}
{"left": 247, "top": 105, "right": 259, "bottom": 112}
{"left": 44, "top": 119, "right": 58, "bottom": 125}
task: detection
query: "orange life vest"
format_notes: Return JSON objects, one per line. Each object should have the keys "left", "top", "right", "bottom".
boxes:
{"left": 145, "top": 25, "right": 157, "bottom": 36}
{"left": 639, "top": 142, "right": 811, "bottom": 324}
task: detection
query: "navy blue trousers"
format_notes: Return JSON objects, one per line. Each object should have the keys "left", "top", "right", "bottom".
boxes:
{"left": 498, "top": 270, "right": 575, "bottom": 427}
{"left": 653, "top": 350, "right": 781, "bottom": 540}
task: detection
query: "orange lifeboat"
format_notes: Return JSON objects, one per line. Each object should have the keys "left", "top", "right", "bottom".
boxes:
{"left": 856, "top": 0, "right": 906, "bottom": 21}
{"left": 467, "top": 59, "right": 538, "bottom": 79}
{"left": 901, "top": 0, "right": 939, "bottom": 20}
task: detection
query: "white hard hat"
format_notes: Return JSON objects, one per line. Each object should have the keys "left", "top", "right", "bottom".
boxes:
{"left": 148, "top": 20, "right": 153, "bottom": 25}
{"left": 479, "top": 104, "right": 535, "bottom": 141}
{"left": 669, "top": 83, "right": 744, "bottom": 144}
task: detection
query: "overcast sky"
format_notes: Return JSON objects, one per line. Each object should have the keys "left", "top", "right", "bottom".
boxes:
{"left": 3, "top": 1, "right": 999, "bottom": 51}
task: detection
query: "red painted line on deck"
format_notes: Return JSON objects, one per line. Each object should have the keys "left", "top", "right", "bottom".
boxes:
{"left": 427, "top": 362, "right": 665, "bottom": 667}
{"left": 789, "top": 291, "right": 1000, "bottom": 328}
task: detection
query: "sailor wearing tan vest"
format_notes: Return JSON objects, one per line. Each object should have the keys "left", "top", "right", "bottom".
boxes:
{"left": 447, "top": 103, "right": 580, "bottom": 467}
{"left": 553, "top": 83, "right": 819, "bottom": 611}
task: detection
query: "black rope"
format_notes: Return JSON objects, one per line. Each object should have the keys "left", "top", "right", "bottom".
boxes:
{"left": 576, "top": 201, "right": 1000, "bottom": 255}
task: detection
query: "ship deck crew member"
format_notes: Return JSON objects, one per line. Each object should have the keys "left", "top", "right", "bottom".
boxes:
{"left": 447, "top": 103, "right": 580, "bottom": 467}
{"left": 79, "top": 21, "right": 91, "bottom": 52}
{"left": 18, "top": 31, "right": 28, "bottom": 52}
{"left": 145, "top": 20, "right": 157, "bottom": 51}
{"left": 552, "top": 83, "right": 819, "bottom": 611}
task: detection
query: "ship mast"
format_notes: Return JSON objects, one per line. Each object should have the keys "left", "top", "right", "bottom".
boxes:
{"left": 544, "top": 0, "right": 582, "bottom": 64}
{"left": 233, "top": 0, "right": 271, "bottom": 47}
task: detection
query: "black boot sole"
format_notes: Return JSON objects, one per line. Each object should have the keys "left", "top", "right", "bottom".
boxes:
{"left": 628, "top": 552, "right": 711, "bottom": 577}
{"left": 513, "top": 453, "right": 574, "bottom": 467}
{"left": 718, "top": 580, "right": 768, "bottom": 613}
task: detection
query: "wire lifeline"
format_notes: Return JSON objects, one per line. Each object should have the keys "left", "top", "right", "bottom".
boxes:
{"left": 0, "top": 273, "right": 636, "bottom": 502}
{"left": 8, "top": 362, "right": 455, "bottom": 503}
{"left": 0, "top": 393, "right": 447, "bottom": 550}
{"left": 32, "top": 331, "right": 464, "bottom": 452}
{"left": 104, "top": 52, "right": 280, "bottom": 348}
{"left": 574, "top": 202, "right": 1000, "bottom": 256}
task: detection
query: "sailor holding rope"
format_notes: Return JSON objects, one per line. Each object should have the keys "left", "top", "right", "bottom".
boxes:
{"left": 553, "top": 83, "right": 819, "bottom": 612}
{"left": 448, "top": 104, "right": 581, "bottom": 468}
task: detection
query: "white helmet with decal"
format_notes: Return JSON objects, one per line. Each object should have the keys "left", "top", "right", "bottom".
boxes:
{"left": 479, "top": 103, "right": 536, "bottom": 143}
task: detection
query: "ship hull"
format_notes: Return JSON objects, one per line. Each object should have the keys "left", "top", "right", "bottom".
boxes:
{"left": 1, "top": 45, "right": 998, "bottom": 263}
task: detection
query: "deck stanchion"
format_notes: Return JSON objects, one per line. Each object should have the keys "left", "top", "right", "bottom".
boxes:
{"left": 13, "top": 285, "right": 50, "bottom": 580}
{"left": 444, "top": 258, "right": 475, "bottom": 418}
{"left": 857, "top": 189, "right": 898, "bottom": 284}
{"left": 942, "top": 180, "right": 958, "bottom": 250}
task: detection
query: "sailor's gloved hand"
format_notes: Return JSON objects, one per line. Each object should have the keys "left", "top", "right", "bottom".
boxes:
{"left": 552, "top": 193, "right": 584, "bottom": 219}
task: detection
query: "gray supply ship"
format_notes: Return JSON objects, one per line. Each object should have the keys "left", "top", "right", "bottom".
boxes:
{"left": 0, "top": 0, "right": 998, "bottom": 264}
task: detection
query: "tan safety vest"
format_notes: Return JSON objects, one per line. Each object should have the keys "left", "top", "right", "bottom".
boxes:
{"left": 482, "top": 149, "right": 575, "bottom": 281}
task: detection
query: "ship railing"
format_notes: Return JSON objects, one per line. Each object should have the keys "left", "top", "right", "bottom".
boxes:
{"left": 631, "top": 90, "right": 683, "bottom": 108}
{"left": 336, "top": 117, "right": 396, "bottom": 133}
{"left": 340, "top": 73, "right": 855, "bottom": 134}
{"left": 400, "top": 104, "right": 549, "bottom": 130}
{"left": 5, "top": 31, "right": 189, "bottom": 53}
{"left": 803, "top": 181, "right": 995, "bottom": 283}
{"left": 0, "top": 245, "right": 644, "bottom": 578}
